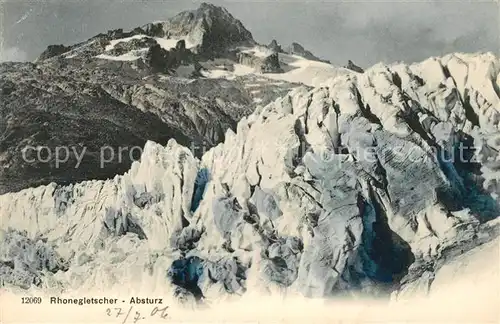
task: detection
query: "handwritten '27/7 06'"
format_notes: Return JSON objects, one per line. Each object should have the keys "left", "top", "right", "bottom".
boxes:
{"left": 106, "top": 306, "right": 169, "bottom": 323}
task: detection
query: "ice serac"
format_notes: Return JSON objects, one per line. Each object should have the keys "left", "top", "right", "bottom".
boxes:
{"left": 0, "top": 139, "right": 199, "bottom": 248}
{"left": 1, "top": 52, "right": 499, "bottom": 301}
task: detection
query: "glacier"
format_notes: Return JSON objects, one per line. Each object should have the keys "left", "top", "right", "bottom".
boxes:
{"left": 0, "top": 51, "right": 499, "bottom": 309}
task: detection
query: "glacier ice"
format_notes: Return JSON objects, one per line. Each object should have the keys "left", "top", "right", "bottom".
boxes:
{"left": 0, "top": 52, "right": 499, "bottom": 303}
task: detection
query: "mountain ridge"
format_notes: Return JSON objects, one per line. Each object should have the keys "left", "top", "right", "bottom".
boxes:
{"left": 1, "top": 3, "right": 355, "bottom": 195}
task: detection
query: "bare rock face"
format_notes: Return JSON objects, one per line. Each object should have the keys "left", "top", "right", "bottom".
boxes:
{"left": 156, "top": 2, "right": 255, "bottom": 57}
{"left": 285, "top": 42, "right": 330, "bottom": 63}
{"left": 267, "top": 39, "right": 283, "bottom": 53}
{"left": 144, "top": 44, "right": 171, "bottom": 72}
{"left": 34, "top": 3, "right": 255, "bottom": 63}
{"left": 36, "top": 45, "right": 72, "bottom": 62}
{"left": 345, "top": 60, "right": 364, "bottom": 73}
{"left": 108, "top": 37, "right": 158, "bottom": 56}
{"left": 261, "top": 53, "right": 284, "bottom": 73}
{"left": 237, "top": 51, "right": 284, "bottom": 73}
{"left": 0, "top": 61, "right": 193, "bottom": 195}
{"left": 144, "top": 43, "right": 191, "bottom": 73}
{"left": 142, "top": 23, "right": 165, "bottom": 38}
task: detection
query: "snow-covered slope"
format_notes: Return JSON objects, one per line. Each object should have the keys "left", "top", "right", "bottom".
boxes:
{"left": 264, "top": 52, "right": 351, "bottom": 86}
{"left": 202, "top": 46, "right": 352, "bottom": 87}
{"left": 93, "top": 34, "right": 197, "bottom": 62}
{"left": 1, "top": 51, "right": 499, "bottom": 305}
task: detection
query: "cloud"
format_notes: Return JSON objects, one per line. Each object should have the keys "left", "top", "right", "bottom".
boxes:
{"left": 0, "top": 46, "right": 29, "bottom": 62}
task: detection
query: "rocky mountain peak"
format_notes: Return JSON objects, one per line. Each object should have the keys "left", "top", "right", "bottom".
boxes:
{"left": 159, "top": 2, "right": 255, "bottom": 57}
{"left": 345, "top": 59, "right": 364, "bottom": 73}
{"left": 287, "top": 42, "right": 320, "bottom": 61}
{"left": 198, "top": 2, "right": 228, "bottom": 12}
{"left": 268, "top": 39, "right": 283, "bottom": 53}
{"left": 264, "top": 39, "right": 329, "bottom": 64}
{"left": 35, "top": 44, "right": 72, "bottom": 62}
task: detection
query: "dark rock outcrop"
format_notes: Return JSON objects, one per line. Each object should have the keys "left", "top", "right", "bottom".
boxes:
{"left": 285, "top": 42, "right": 330, "bottom": 63}
{"left": 267, "top": 39, "right": 283, "bottom": 53}
{"left": 159, "top": 2, "right": 255, "bottom": 57}
{"left": 261, "top": 53, "right": 283, "bottom": 73}
{"left": 144, "top": 40, "right": 196, "bottom": 73}
{"left": 237, "top": 51, "right": 283, "bottom": 73}
{"left": 144, "top": 44, "right": 171, "bottom": 72}
{"left": 36, "top": 45, "right": 71, "bottom": 62}
{"left": 107, "top": 28, "right": 127, "bottom": 39}
{"left": 142, "top": 23, "right": 166, "bottom": 38}
{"left": 0, "top": 61, "right": 193, "bottom": 194}
{"left": 109, "top": 37, "right": 158, "bottom": 56}
{"left": 345, "top": 60, "right": 365, "bottom": 73}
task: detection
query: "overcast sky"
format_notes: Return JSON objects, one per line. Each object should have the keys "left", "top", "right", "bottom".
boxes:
{"left": 0, "top": 0, "right": 498, "bottom": 67}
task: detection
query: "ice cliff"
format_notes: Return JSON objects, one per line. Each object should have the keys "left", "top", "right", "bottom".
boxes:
{"left": 1, "top": 52, "right": 499, "bottom": 303}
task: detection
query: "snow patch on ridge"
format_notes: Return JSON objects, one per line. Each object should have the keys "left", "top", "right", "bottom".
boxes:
{"left": 105, "top": 35, "right": 148, "bottom": 51}
{"left": 201, "top": 48, "right": 351, "bottom": 87}
{"left": 96, "top": 52, "right": 143, "bottom": 61}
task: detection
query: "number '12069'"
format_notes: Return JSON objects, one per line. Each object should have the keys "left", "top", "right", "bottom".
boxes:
{"left": 21, "top": 297, "right": 42, "bottom": 304}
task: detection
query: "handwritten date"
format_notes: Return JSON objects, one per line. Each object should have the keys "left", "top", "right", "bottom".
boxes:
{"left": 106, "top": 305, "right": 169, "bottom": 323}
